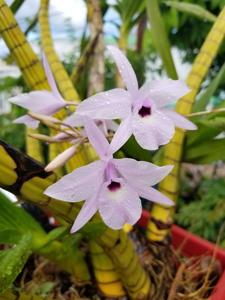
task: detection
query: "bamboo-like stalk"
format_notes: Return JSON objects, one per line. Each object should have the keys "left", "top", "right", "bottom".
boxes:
{"left": 0, "top": 2, "right": 48, "bottom": 90}
{"left": 39, "top": 0, "right": 79, "bottom": 102}
{"left": 89, "top": 241, "right": 126, "bottom": 297}
{"left": 26, "top": 130, "right": 44, "bottom": 163}
{"left": 147, "top": 7, "right": 225, "bottom": 242}
{"left": 97, "top": 229, "right": 151, "bottom": 299}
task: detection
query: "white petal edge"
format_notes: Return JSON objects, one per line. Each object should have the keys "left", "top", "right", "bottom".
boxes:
{"left": 137, "top": 187, "right": 174, "bottom": 206}
{"left": 162, "top": 109, "right": 197, "bottom": 130}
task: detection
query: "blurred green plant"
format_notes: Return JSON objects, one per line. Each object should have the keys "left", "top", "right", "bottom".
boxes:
{"left": 176, "top": 178, "right": 225, "bottom": 244}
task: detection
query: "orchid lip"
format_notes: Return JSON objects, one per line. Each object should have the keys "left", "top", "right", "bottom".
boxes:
{"left": 138, "top": 105, "right": 152, "bottom": 117}
{"left": 107, "top": 181, "right": 121, "bottom": 192}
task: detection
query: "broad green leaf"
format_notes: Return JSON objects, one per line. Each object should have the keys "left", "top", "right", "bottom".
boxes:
{"left": 0, "top": 192, "right": 47, "bottom": 249}
{"left": 0, "top": 234, "right": 32, "bottom": 294}
{"left": 0, "top": 229, "right": 22, "bottom": 244}
{"left": 193, "top": 63, "right": 225, "bottom": 112}
{"left": 165, "top": 1, "right": 217, "bottom": 23}
{"left": 186, "top": 108, "right": 225, "bottom": 147}
{"left": 184, "top": 138, "right": 225, "bottom": 163}
{"left": 146, "top": 0, "right": 178, "bottom": 79}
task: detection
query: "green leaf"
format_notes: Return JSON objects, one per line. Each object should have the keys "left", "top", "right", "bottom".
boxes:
{"left": 0, "top": 229, "right": 22, "bottom": 244}
{"left": 184, "top": 138, "right": 225, "bottom": 163}
{"left": 165, "top": 1, "right": 217, "bottom": 23}
{"left": 41, "top": 226, "right": 68, "bottom": 248}
{"left": 80, "top": 220, "right": 106, "bottom": 238}
{"left": 0, "top": 192, "right": 47, "bottom": 249}
{"left": 193, "top": 62, "right": 225, "bottom": 112}
{"left": 114, "top": 0, "right": 145, "bottom": 34}
{"left": 146, "top": 0, "right": 178, "bottom": 79}
{"left": 122, "top": 136, "right": 153, "bottom": 162}
{"left": 0, "top": 234, "right": 32, "bottom": 294}
{"left": 186, "top": 112, "right": 225, "bottom": 146}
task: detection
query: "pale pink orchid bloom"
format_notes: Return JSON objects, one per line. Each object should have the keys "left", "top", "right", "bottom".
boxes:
{"left": 45, "top": 117, "right": 174, "bottom": 233}
{"left": 76, "top": 46, "right": 197, "bottom": 150}
{"left": 10, "top": 54, "right": 73, "bottom": 129}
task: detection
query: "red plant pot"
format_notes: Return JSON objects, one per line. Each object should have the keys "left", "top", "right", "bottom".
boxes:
{"left": 138, "top": 210, "right": 225, "bottom": 300}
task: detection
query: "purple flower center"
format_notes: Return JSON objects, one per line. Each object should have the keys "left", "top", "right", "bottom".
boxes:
{"left": 138, "top": 106, "right": 151, "bottom": 117}
{"left": 107, "top": 181, "right": 121, "bottom": 192}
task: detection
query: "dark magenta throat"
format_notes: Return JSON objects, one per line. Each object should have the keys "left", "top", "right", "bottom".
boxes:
{"left": 138, "top": 106, "right": 151, "bottom": 117}
{"left": 108, "top": 181, "right": 121, "bottom": 192}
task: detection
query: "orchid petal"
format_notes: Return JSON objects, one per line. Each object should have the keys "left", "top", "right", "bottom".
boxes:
{"left": 162, "top": 109, "right": 197, "bottom": 130}
{"left": 137, "top": 186, "right": 174, "bottom": 206}
{"left": 99, "top": 181, "right": 142, "bottom": 229}
{"left": 63, "top": 113, "right": 84, "bottom": 127}
{"left": 83, "top": 117, "right": 109, "bottom": 159}
{"left": 45, "top": 145, "right": 78, "bottom": 172}
{"left": 10, "top": 91, "right": 65, "bottom": 114}
{"left": 13, "top": 115, "right": 39, "bottom": 129}
{"left": 107, "top": 46, "right": 138, "bottom": 95}
{"left": 44, "top": 160, "right": 105, "bottom": 201}
{"left": 42, "top": 53, "right": 62, "bottom": 99}
{"left": 76, "top": 88, "right": 131, "bottom": 120}
{"left": 113, "top": 158, "right": 173, "bottom": 187}
{"left": 138, "top": 79, "right": 190, "bottom": 108}
{"left": 132, "top": 110, "right": 175, "bottom": 150}
{"left": 70, "top": 197, "right": 98, "bottom": 233}
{"left": 108, "top": 116, "right": 132, "bottom": 155}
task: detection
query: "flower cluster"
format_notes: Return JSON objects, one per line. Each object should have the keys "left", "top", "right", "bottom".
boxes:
{"left": 10, "top": 47, "right": 196, "bottom": 233}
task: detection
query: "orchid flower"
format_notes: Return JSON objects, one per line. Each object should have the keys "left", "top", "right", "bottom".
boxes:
{"left": 10, "top": 54, "right": 76, "bottom": 129}
{"left": 76, "top": 46, "right": 197, "bottom": 150}
{"left": 45, "top": 117, "right": 173, "bottom": 233}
